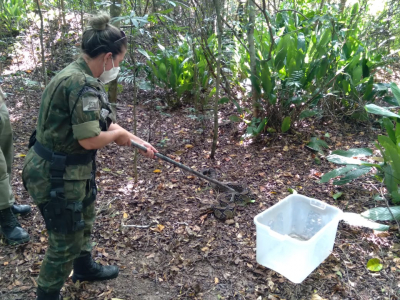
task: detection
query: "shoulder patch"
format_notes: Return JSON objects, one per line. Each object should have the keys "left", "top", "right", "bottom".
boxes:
{"left": 82, "top": 94, "right": 100, "bottom": 112}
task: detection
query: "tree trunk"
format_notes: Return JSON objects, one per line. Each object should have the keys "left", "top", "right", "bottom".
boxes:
{"left": 36, "top": 0, "right": 47, "bottom": 86}
{"left": 108, "top": 0, "right": 123, "bottom": 104}
{"left": 60, "top": 0, "right": 66, "bottom": 25}
{"left": 339, "top": 0, "right": 346, "bottom": 13}
{"left": 210, "top": 0, "right": 223, "bottom": 159}
{"left": 248, "top": 0, "right": 260, "bottom": 117}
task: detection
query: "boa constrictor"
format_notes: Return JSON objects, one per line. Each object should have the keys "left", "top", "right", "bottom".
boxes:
{"left": 201, "top": 169, "right": 254, "bottom": 220}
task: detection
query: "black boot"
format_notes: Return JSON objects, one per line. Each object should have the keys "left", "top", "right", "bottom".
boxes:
{"left": 72, "top": 252, "right": 119, "bottom": 283}
{"left": 36, "top": 286, "right": 62, "bottom": 300}
{"left": 0, "top": 207, "right": 30, "bottom": 245}
{"left": 11, "top": 204, "right": 31, "bottom": 216}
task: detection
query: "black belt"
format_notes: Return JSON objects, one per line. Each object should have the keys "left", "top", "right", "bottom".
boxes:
{"left": 34, "top": 141, "right": 94, "bottom": 166}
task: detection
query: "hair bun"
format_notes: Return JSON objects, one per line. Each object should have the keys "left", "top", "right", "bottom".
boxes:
{"left": 88, "top": 13, "right": 110, "bottom": 30}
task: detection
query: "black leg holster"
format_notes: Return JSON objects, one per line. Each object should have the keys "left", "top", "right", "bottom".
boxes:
{"left": 40, "top": 153, "right": 85, "bottom": 234}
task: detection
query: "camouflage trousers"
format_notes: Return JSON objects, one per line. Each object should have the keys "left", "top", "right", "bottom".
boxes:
{"left": 0, "top": 102, "right": 15, "bottom": 210}
{"left": 23, "top": 150, "right": 97, "bottom": 293}
{"left": 37, "top": 200, "right": 96, "bottom": 293}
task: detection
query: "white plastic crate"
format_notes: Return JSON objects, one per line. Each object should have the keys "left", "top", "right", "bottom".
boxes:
{"left": 254, "top": 194, "right": 342, "bottom": 283}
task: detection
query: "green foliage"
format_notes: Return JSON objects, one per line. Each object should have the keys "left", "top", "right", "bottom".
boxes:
{"left": 362, "top": 206, "right": 400, "bottom": 221}
{"left": 321, "top": 83, "right": 400, "bottom": 228}
{"left": 281, "top": 116, "right": 291, "bottom": 133}
{"left": 366, "top": 258, "right": 383, "bottom": 272}
{"left": 321, "top": 147, "right": 378, "bottom": 185}
{"left": 138, "top": 35, "right": 213, "bottom": 107}
{"left": 0, "top": 0, "right": 27, "bottom": 31}
{"left": 224, "top": 0, "right": 395, "bottom": 137}
{"left": 242, "top": 117, "right": 268, "bottom": 138}
{"left": 307, "top": 137, "right": 328, "bottom": 154}
{"left": 321, "top": 99, "right": 400, "bottom": 192}
{"left": 332, "top": 192, "right": 343, "bottom": 200}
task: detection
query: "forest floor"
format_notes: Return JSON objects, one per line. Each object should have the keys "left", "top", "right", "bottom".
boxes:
{"left": 1, "top": 13, "right": 400, "bottom": 300}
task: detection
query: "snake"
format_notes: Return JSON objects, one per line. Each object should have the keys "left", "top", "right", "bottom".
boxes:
{"left": 201, "top": 169, "right": 255, "bottom": 220}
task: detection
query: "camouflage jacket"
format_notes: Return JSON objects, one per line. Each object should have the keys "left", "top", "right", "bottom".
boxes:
{"left": 23, "top": 56, "right": 116, "bottom": 202}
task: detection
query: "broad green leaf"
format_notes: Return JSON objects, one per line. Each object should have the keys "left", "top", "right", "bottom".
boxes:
{"left": 342, "top": 213, "right": 390, "bottom": 231}
{"left": 286, "top": 41, "right": 297, "bottom": 76}
{"left": 281, "top": 116, "right": 291, "bottom": 133}
{"left": 299, "top": 110, "right": 318, "bottom": 119}
{"left": 274, "top": 35, "right": 289, "bottom": 70}
{"left": 209, "top": 87, "right": 216, "bottom": 98}
{"left": 218, "top": 97, "right": 229, "bottom": 104}
{"left": 379, "top": 138, "right": 400, "bottom": 188}
{"left": 362, "top": 58, "right": 370, "bottom": 78}
{"left": 361, "top": 206, "right": 400, "bottom": 221}
{"left": 288, "top": 188, "right": 297, "bottom": 194}
{"left": 352, "top": 65, "right": 362, "bottom": 85}
{"left": 366, "top": 258, "right": 383, "bottom": 272}
{"left": 250, "top": 74, "right": 261, "bottom": 95}
{"left": 318, "top": 28, "right": 331, "bottom": 47}
{"left": 395, "top": 119, "right": 400, "bottom": 140}
{"left": 342, "top": 79, "right": 350, "bottom": 93}
{"left": 390, "top": 82, "right": 400, "bottom": 105}
{"left": 274, "top": 48, "right": 286, "bottom": 71}
{"left": 316, "top": 57, "right": 329, "bottom": 80}
{"left": 333, "top": 166, "right": 372, "bottom": 185}
{"left": 382, "top": 96, "right": 399, "bottom": 106}
{"left": 331, "top": 148, "right": 373, "bottom": 158}
{"left": 102, "top": 168, "right": 111, "bottom": 172}
{"left": 326, "top": 154, "right": 363, "bottom": 165}
{"left": 348, "top": 54, "right": 361, "bottom": 73}
{"left": 256, "top": 118, "right": 268, "bottom": 134}
{"left": 137, "top": 49, "right": 151, "bottom": 60}
{"left": 365, "top": 104, "right": 400, "bottom": 118}
{"left": 159, "top": 63, "right": 167, "bottom": 81}
{"left": 378, "top": 135, "right": 395, "bottom": 148}
{"left": 169, "top": 72, "right": 177, "bottom": 89}
{"left": 382, "top": 165, "right": 400, "bottom": 203}
{"left": 297, "top": 33, "right": 306, "bottom": 52}
{"left": 261, "top": 61, "right": 272, "bottom": 94}
{"left": 307, "top": 137, "right": 328, "bottom": 153}
{"left": 363, "top": 76, "right": 374, "bottom": 100}
{"left": 320, "top": 165, "right": 356, "bottom": 183}
{"left": 351, "top": 2, "right": 359, "bottom": 16}
{"left": 333, "top": 192, "right": 343, "bottom": 200}
{"left": 382, "top": 118, "right": 395, "bottom": 144}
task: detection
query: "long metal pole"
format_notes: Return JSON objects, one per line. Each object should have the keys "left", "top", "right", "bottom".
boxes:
{"left": 131, "top": 140, "right": 237, "bottom": 193}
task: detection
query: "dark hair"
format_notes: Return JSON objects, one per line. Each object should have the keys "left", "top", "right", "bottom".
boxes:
{"left": 81, "top": 13, "right": 127, "bottom": 58}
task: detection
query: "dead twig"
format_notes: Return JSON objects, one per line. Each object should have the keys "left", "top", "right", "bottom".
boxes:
{"left": 121, "top": 220, "right": 159, "bottom": 229}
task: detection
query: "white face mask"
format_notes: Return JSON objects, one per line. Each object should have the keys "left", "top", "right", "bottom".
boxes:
{"left": 99, "top": 58, "right": 120, "bottom": 84}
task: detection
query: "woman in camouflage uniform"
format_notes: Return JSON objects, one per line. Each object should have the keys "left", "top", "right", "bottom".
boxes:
{"left": 22, "top": 14, "right": 157, "bottom": 300}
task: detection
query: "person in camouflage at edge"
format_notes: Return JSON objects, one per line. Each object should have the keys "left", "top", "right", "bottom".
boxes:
{"left": 0, "top": 84, "right": 31, "bottom": 245}
{"left": 22, "top": 13, "right": 157, "bottom": 300}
